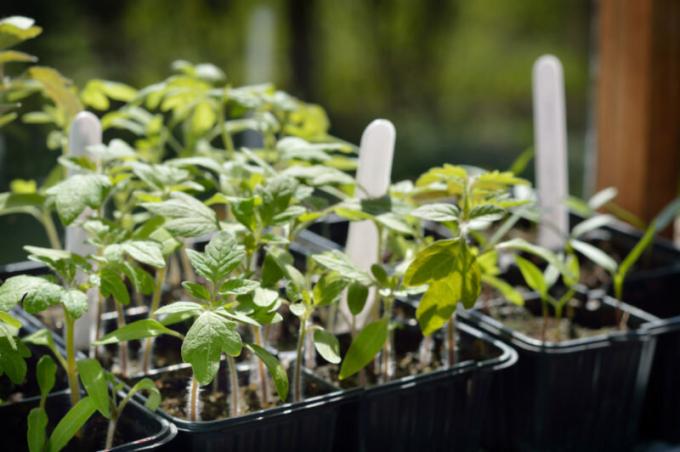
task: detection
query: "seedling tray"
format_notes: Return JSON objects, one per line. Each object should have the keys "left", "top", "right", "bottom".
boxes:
{"left": 460, "top": 293, "right": 659, "bottom": 451}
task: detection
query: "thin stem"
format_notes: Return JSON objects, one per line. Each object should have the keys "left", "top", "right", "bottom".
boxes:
{"left": 227, "top": 355, "right": 240, "bottom": 417}
{"left": 93, "top": 292, "right": 104, "bottom": 359}
{"left": 179, "top": 245, "right": 196, "bottom": 282}
{"left": 143, "top": 267, "right": 167, "bottom": 374}
{"left": 41, "top": 213, "right": 62, "bottom": 250}
{"left": 446, "top": 316, "right": 456, "bottom": 367}
{"left": 189, "top": 376, "right": 199, "bottom": 422}
{"left": 105, "top": 415, "right": 118, "bottom": 449}
{"left": 219, "top": 102, "right": 236, "bottom": 158}
{"left": 541, "top": 300, "right": 549, "bottom": 343}
{"left": 252, "top": 326, "right": 269, "bottom": 407}
{"left": 115, "top": 303, "right": 128, "bottom": 377}
{"left": 294, "top": 318, "right": 307, "bottom": 402}
{"left": 380, "top": 297, "right": 395, "bottom": 382}
{"left": 65, "top": 312, "right": 81, "bottom": 408}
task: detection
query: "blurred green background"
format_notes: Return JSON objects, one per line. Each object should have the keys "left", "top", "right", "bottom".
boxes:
{"left": 0, "top": 0, "right": 592, "bottom": 263}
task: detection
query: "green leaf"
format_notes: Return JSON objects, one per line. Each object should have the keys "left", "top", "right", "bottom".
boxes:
{"left": 312, "top": 250, "right": 372, "bottom": 286}
{"left": 313, "top": 328, "right": 341, "bottom": 364}
{"left": 61, "top": 290, "right": 88, "bottom": 320}
{"left": 253, "top": 288, "right": 279, "bottom": 307}
{"left": 570, "top": 239, "right": 617, "bottom": 274}
{"left": 246, "top": 343, "right": 288, "bottom": 402}
{"left": 27, "top": 408, "right": 48, "bottom": 452}
{"left": 192, "top": 100, "right": 216, "bottom": 133}
{"left": 77, "top": 359, "right": 110, "bottom": 417}
{"left": 122, "top": 241, "right": 166, "bottom": 268}
{"left": 0, "top": 311, "right": 21, "bottom": 329}
{"left": 496, "top": 238, "right": 563, "bottom": 271}
{"left": 182, "top": 311, "right": 242, "bottom": 385}
{"left": 588, "top": 187, "right": 618, "bottom": 210}
{"left": 99, "top": 267, "right": 130, "bottom": 306}
{"left": 614, "top": 222, "right": 657, "bottom": 298}
{"left": 186, "top": 231, "right": 244, "bottom": 284}
{"left": 96, "top": 319, "right": 183, "bottom": 345}
{"left": 220, "top": 279, "right": 259, "bottom": 296}
{"left": 339, "top": 318, "right": 388, "bottom": 380}
{"left": 47, "top": 396, "right": 97, "bottom": 452}
{"left": 481, "top": 274, "right": 524, "bottom": 306}
{"left": 416, "top": 278, "right": 459, "bottom": 335}
{"left": 403, "top": 239, "right": 459, "bottom": 286}
{"left": 0, "top": 16, "right": 42, "bottom": 49}
{"left": 155, "top": 301, "right": 204, "bottom": 318}
{"left": 46, "top": 174, "right": 110, "bottom": 225}
{"left": 0, "top": 50, "right": 36, "bottom": 63}
{"left": 0, "top": 276, "right": 64, "bottom": 314}
{"left": 370, "top": 264, "right": 389, "bottom": 287}
{"left": 410, "top": 203, "right": 459, "bottom": 222}
{"left": 313, "top": 272, "right": 348, "bottom": 306}
{"left": 515, "top": 256, "right": 547, "bottom": 297}
{"left": 0, "top": 337, "right": 29, "bottom": 384}
{"left": 129, "top": 378, "right": 161, "bottom": 411}
{"left": 182, "top": 282, "right": 211, "bottom": 301}
{"left": 571, "top": 214, "right": 615, "bottom": 238}
{"left": 142, "top": 192, "right": 217, "bottom": 238}
{"left": 36, "top": 355, "right": 57, "bottom": 399}
{"left": 347, "top": 283, "right": 369, "bottom": 316}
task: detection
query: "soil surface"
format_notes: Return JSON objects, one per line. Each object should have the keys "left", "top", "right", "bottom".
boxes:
{"left": 149, "top": 363, "right": 331, "bottom": 421}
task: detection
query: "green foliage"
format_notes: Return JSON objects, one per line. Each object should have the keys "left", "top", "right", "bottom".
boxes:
{"left": 339, "top": 318, "right": 388, "bottom": 380}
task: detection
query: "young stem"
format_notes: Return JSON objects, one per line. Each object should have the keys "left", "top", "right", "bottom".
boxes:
{"left": 142, "top": 267, "right": 167, "bottom": 374}
{"left": 554, "top": 304, "right": 563, "bottom": 342}
{"left": 41, "top": 213, "right": 62, "bottom": 250}
{"left": 115, "top": 303, "right": 128, "bottom": 377}
{"left": 252, "top": 326, "right": 270, "bottom": 407}
{"left": 615, "top": 280, "right": 630, "bottom": 330}
{"left": 446, "top": 316, "right": 457, "bottom": 367}
{"left": 219, "top": 103, "right": 236, "bottom": 158}
{"left": 227, "top": 355, "right": 240, "bottom": 417}
{"left": 379, "top": 297, "right": 395, "bottom": 382}
{"left": 189, "top": 376, "right": 199, "bottom": 422}
{"left": 93, "top": 292, "right": 104, "bottom": 359}
{"left": 105, "top": 414, "right": 118, "bottom": 449}
{"left": 65, "top": 312, "right": 81, "bottom": 408}
{"left": 294, "top": 318, "right": 307, "bottom": 403}
{"left": 179, "top": 245, "right": 196, "bottom": 282}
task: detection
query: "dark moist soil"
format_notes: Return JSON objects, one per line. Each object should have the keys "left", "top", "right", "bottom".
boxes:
{"left": 149, "top": 363, "right": 330, "bottom": 422}
{"left": 315, "top": 318, "right": 499, "bottom": 390}
{"left": 0, "top": 344, "right": 68, "bottom": 404}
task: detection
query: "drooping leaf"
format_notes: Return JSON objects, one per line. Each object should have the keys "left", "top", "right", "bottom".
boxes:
{"left": 77, "top": 359, "right": 110, "bottom": 417}
{"left": 0, "top": 275, "right": 63, "bottom": 314}
{"left": 246, "top": 343, "right": 289, "bottom": 401}
{"left": 403, "top": 239, "right": 459, "bottom": 287}
{"left": 313, "top": 328, "right": 341, "bottom": 364}
{"left": 347, "top": 283, "right": 369, "bottom": 316}
{"left": 182, "top": 311, "right": 242, "bottom": 385}
{"left": 571, "top": 214, "right": 615, "bottom": 239}
{"left": 99, "top": 266, "right": 130, "bottom": 306}
{"left": 570, "top": 239, "right": 617, "bottom": 274}
{"left": 416, "top": 278, "right": 460, "bottom": 336}
{"left": 339, "top": 318, "right": 388, "bottom": 380}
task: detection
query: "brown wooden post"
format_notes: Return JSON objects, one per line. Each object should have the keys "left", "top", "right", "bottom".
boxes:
{"left": 596, "top": 0, "right": 680, "bottom": 223}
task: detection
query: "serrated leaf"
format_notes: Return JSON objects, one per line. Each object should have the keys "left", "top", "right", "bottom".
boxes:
{"left": 312, "top": 250, "right": 372, "bottom": 285}
{"left": 220, "top": 279, "right": 259, "bottom": 296}
{"left": 182, "top": 311, "right": 242, "bottom": 385}
{"left": 186, "top": 231, "right": 244, "bottom": 284}
{"left": 313, "top": 328, "right": 341, "bottom": 364}
{"left": 339, "top": 318, "right": 388, "bottom": 380}
{"left": 0, "top": 275, "right": 63, "bottom": 314}
{"left": 410, "top": 203, "right": 460, "bottom": 222}
{"left": 182, "top": 282, "right": 211, "bottom": 301}
{"left": 142, "top": 192, "right": 217, "bottom": 238}
{"left": 77, "top": 359, "right": 110, "bottom": 417}
{"left": 403, "top": 239, "right": 459, "bottom": 286}
{"left": 122, "top": 241, "right": 166, "bottom": 268}
{"left": 313, "top": 272, "right": 348, "bottom": 306}
{"left": 46, "top": 174, "right": 110, "bottom": 225}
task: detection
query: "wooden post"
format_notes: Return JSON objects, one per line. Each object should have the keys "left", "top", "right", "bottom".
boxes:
{"left": 596, "top": 0, "right": 680, "bottom": 224}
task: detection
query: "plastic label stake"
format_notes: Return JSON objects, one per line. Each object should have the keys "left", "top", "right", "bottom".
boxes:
{"left": 67, "top": 111, "right": 101, "bottom": 351}
{"left": 533, "top": 55, "right": 569, "bottom": 250}
{"left": 341, "top": 119, "right": 395, "bottom": 330}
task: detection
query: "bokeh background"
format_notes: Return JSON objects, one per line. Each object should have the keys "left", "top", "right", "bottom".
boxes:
{"left": 0, "top": 0, "right": 593, "bottom": 262}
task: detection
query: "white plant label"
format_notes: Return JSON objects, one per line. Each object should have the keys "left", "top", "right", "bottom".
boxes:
{"left": 533, "top": 55, "right": 569, "bottom": 249}
{"left": 67, "top": 111, "right": 101, "bottom": 351}
{"left": 341, "top": 119, "right": 395, "bottom": 330}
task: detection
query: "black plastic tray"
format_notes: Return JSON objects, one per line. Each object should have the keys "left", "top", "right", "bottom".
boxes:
{"left": 0, "top": 389, "right": 176, "bottom": 451}
{"left": 460, "top": 293, "right": 659, "bottom": 452}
